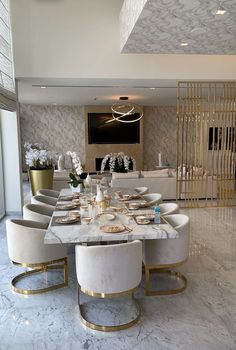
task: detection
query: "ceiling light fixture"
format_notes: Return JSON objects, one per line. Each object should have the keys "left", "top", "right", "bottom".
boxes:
{"left": 40, "top": 86, "right": 46, "bottom": 89}
{"left": 108, "top": 97, "right": 143, "bottom": 123}
{"left": 180, "top": 42, "right": 188, "bottom": 47}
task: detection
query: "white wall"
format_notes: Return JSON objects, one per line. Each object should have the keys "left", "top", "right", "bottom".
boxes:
{"left": 0, "top": 130, "right": 5, "bottom": 218}
{"left": 10, "top": 0, "right": 236, "bottom": 80}
{"left": 0, "top": 110, "right": 23, "bottom": 213}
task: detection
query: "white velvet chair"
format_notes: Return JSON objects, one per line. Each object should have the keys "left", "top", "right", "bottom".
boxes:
{"left": 23, "top": 204, "right": 53, "bottom": 225}
{"left": 31, "top": 195, "right": 57, "bottom": 208}
{"left": 37, "top": 189, "right": 60, "bottom": 198}
{"left": 6, "top": 219, "right": 68, "bottom": 295}
{"left": 159, "top": 202, "right": 179, "bottom": 216}
{"left": 75, "top": 240, "right": 142, "bottom": 331}
{"left": 142, "top": 193, "right": 162, "bottom": 207}
{"left": 143, "top": 214, "right": 190, "bottom": 296}
{"left": 135, "top": 186, "right": 149, "bottom": 195}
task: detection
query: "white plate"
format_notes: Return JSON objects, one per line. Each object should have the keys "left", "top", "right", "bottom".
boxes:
{"left": 99, "top": 213, "right": 116, "bottom": 221}
{"left": 136, "top": 219, "right": 150, "bottom": 225}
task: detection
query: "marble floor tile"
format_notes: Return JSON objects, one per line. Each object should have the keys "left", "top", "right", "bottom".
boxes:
{"left": 0, "top": 206, "right": 236, "bottom": 350}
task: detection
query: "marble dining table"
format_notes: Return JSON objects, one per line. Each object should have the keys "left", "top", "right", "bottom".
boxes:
{"left": 44, "top": 188, "right": 178, "bottom": 245}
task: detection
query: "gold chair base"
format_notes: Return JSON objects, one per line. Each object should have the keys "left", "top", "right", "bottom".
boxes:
{"left": 78, "top": 286, "right": 141, "bottom": 332}
{"left": 145, "top": 267, "right": 187, "bottom": 296}
{"left": 11, "top": 257, "right": 68, "bottom": 295}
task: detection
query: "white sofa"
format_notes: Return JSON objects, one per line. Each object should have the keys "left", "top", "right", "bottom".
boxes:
{"left": 111, "top": 170, "right": 217, "bottom": 200}
{"left": 111, "top": 170, "right": 176, "bottom": 200}
{"left": 111, "top": 176, "right": 176, "bottom": 200}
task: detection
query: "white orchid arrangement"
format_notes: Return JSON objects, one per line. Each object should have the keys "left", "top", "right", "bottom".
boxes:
{"left": 66, "top": 151, "right": 84, "bottom": 188}
{"left": 24, "top": 142, "right": 54, "bottom": 169}
{"left": 66, "top": 151, "right": 83, "bottom": 176}
{"left": 101, "top": 152, "right": 136, "bottom": 173}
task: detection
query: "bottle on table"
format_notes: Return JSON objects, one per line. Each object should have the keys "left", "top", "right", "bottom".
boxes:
{"left": 154, "top": 204, "right": 161, "bottom": 224}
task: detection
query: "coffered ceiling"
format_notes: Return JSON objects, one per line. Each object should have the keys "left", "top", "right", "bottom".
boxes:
{"left": 120, "top": 0, "right": 236, "bottom": 54}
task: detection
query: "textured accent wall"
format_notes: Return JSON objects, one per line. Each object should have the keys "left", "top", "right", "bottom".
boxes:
{"left": 19, "top": 104, "right": 176, "bottom": 171}
{"left": 143, "top": 106, "right": 177, "bottom": 170}
{"left": 19, "top": 104, "right": 85, "bottom": 170}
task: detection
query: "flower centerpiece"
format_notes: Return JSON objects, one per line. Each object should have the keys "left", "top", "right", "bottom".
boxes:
{"left": 101, "top": 152, "right": 136, "bottom": 173}
{"left": 66, "top": 151, "right": 84, "bottom": 192}
{"left": 24, "top": 142, "right": 54, "bottom": 169}
{"left": 24, "top": 142, "right": 55, "bottom": 195}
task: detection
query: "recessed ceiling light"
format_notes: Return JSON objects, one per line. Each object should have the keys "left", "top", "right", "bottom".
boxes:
{"left": 214, "top": 8, "right": 226, "bottom": 15}
{"left": 40, "top": 86, "right": 46, "bottom": 89}
{"left": 180, "top": 42, "right": 188, "bottom": 47}
{"left": 149, "top": 87, "right": 156, "bottom": 90}
{"left": 215, "top": 9, "right": 226, "bottom": 15}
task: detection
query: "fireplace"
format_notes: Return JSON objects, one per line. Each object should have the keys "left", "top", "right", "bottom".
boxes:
{"left": 95, "top": 157, "right": 110, "bottom": 172}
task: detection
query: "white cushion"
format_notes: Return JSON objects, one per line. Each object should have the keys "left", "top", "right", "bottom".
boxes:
{"left": 112, "top": 171, "right": 139, "bottom": 180}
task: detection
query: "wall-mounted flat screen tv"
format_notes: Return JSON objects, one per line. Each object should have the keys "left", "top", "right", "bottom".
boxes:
{"left": 88, "top": 113, "right": 140, "bottom": 144}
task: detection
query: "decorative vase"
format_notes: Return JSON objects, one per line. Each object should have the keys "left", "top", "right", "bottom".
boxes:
{"left": 84, "top": 173, "right": 92, "bottom": 192}
{"left": 69, "top": 183, "right": 83, "bottom": 193}
{"left": 28, "top": 168, "right": 54, "bottom": 196}
{"left": 57, "top": 154, "right": 65, "bottom": 171}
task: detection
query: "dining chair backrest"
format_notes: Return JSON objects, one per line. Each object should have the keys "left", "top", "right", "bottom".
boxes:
{"left": 31, "top": 195, "right": 57, "bottom": 208}
{"left": 23, "top": 204, "right": 53, "bottom": 225}
{"left": 75, "top": 240, "right": 142, "bottom": 294}
{"left": 143, "top": 214, "right": 190, "bottom": 266}
{"left": 6, "top": 219, "right": 66, "bottom": 264}
{"left": 159, "top": 202, "right": 179, "bottom": 216}
{"left": 142, "top": 193, "right": 162, "bottom": 206}
{"left": 37, "top": 189, "right": 60, "bottom": 198}
{"left": 135, "top": 187, "right": 149, "bottom": 195}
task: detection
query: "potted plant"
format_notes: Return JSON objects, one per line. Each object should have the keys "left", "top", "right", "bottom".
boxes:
{"left": 66, "top": 151, "right": 84, "bottom": 192}
{"left": 24, "top": 142, "right": 55, "bottom": 195}
{"left": 101, "top": 152, "right": 136, "bottom": 173}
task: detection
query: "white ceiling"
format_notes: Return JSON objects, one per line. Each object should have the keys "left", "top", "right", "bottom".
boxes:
{"left": 14, "top": 0, "right": 236, "bottom": 106}
{"left": 121, "top": 0, "right": 236, "bottom": 54}
{"left": 17, "top": 78, "right": 178, "bottom": 106}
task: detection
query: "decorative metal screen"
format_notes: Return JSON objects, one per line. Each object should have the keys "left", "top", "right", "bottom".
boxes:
{"left": 177, "top": 82, "right": 236, "bottom": 207}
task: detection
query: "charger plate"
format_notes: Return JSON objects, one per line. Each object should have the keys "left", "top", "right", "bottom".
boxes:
{"left": 56, "top": 203, "right": 78, "bottom": 210}
{"left": 100, "top": 225, "right": 125, "bottom": 233}
{"left": 55, "top": 216, "right": 80, "bottom": 224}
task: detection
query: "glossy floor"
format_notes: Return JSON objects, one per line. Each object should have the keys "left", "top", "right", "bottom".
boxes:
{"left": 0, "top": 206, "right": 236, "bottom": 350}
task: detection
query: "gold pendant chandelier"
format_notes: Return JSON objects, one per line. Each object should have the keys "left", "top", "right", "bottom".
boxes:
{"left": 108, "top": 97, "right": 143, "bottom": 123}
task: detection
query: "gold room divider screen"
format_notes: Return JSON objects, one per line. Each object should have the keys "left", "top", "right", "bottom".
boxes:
{"left": 177, "top": 82, "right": 236, "bottom": 207}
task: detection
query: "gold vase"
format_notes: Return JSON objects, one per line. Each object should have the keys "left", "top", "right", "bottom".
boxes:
{"left": 28, "top": 168, "right": 54, "bottom": 196}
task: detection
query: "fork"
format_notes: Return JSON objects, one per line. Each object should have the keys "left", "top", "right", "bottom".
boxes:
{"left": 123, "top": 224, "right": 133, "bottom": 232}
